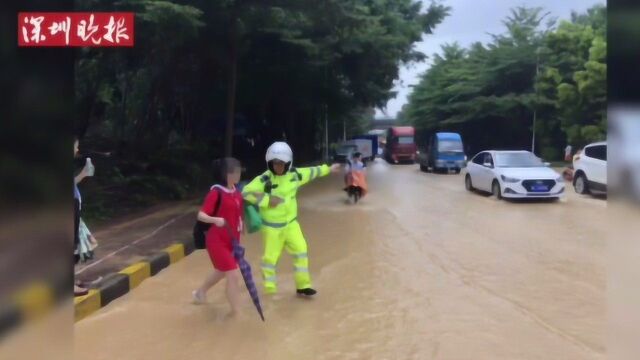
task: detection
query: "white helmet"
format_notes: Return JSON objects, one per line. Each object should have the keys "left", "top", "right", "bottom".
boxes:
{"left": 266, "top": 142, "right": 293, "bottom": 163}
{"left": 266, "top": 142, "right": 293, "bottom": 173}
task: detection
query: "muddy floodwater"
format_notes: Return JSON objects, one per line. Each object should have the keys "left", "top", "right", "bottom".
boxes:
{"left": 74, "top": 161, "right": 605, "bottom": 359}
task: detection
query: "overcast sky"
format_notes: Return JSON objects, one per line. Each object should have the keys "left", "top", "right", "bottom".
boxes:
{"left": 375, "top": 0, "right": 605, "bottom": 119}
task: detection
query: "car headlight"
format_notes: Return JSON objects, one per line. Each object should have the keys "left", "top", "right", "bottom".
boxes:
{"left": 500, "top": 175, "right": 520, "bottom": 183}
{"left": 556, "top": 176, "right": 564, "bottom": 183}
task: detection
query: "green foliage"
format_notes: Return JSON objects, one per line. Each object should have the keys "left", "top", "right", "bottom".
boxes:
{"left": 546, "top": 5, "right": 607, "bottom": 147}
{"left": 76, "top": 0, "right": 449, "bottom": 145}
{"left": 540, "top": 146, "right": 560, "bottom": 162}
{"left": 74, "top": 0, "right": 449, "bottom": 220}
{"left": 404, "top": 4, "right": 606, "bottom": 156}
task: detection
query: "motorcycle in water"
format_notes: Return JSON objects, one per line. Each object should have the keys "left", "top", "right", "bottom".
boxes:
{"left": 346, "top": 184, "right": 363, "bottom": 204}
{"left": 344, "top": 171, "right": 368, "bottom": 204}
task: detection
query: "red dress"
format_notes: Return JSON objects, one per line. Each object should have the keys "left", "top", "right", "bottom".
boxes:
{"left": 200, "top": 185, "right": 243, "bottom": 271}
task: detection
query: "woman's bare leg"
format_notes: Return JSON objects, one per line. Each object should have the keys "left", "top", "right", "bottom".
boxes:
{"left": 224, "top": 270, "right": 242, "bottom": 315}
{"left": 193, "top": 270, "right": 224, "bottom": 303}
{"left": 199, "top": 270, "right": 224, "bottom": 293}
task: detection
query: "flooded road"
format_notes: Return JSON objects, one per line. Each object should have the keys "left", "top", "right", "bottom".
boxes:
{"left": 75, "top": 161, "right": 605, "bottom": 359}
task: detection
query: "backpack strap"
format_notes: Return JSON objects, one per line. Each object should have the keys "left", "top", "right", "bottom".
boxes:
{"left": 212, "top": 187, "right": 223, "bottom": 216}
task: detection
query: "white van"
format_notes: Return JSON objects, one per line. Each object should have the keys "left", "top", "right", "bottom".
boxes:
{"left": 342, "top": 139, "right": 373, "bottom": 163}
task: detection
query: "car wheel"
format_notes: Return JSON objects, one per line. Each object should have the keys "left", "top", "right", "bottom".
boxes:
{"left": 573, "top": 172, "right": 590, "bottom": 195}
{"left": 420, "top": 163, "right": 427, "bottom": 172}
{"left": 465, "top": 174, "right": 474, "bottom": 191}
{"left": 492, "top": 180, "right": 502, "bottom": 200}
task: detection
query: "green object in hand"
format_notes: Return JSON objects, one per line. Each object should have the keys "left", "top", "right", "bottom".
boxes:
{"left": 244, "top": 203, "right": 262, "bottom": 234}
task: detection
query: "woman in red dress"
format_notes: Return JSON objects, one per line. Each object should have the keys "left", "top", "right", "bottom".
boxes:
{"left": 192, "top": 158, "right": 244, "bottom": 315}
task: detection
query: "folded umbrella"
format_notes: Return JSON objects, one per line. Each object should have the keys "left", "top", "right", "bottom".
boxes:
{"left": 223, "top": 224, "right": 265, "bottom": 321}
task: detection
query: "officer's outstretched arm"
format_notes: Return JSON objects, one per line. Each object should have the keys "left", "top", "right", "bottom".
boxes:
{"left": 242, "top": 175, "right": 270, "bottom": 209}
{"left": 297, "top": 164, "right": 331, "bottom": 186}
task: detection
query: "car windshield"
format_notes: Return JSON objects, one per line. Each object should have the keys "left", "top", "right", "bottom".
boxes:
{"left": 495, "top": 152, "right": 544, "bottom": 168}
{"left": 438, "top": 140, "right": 463, "bottom": 152}
{"left": 398, "top": 136, "right": 414, "bottom": 144}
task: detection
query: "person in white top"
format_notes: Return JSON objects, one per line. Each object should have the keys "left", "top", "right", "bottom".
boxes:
{"left": 345, "top": 152, "right": 366, "bottom": 173}
{"left": 564, "top": 145, "right": 573, "bottom": 162}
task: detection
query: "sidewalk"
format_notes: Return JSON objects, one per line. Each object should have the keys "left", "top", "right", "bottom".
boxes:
{"left": 75, "top": 199, "right": 199, "bottom": 284}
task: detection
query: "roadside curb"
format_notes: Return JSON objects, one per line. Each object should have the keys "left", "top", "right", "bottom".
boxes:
{"left": 0, "top": 276, "right": 67, "bottom": 338}
{"left": 74, "top": 239, "right": 195, "bottom": 322}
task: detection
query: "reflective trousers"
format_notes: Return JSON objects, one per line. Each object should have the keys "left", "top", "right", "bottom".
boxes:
{"left": 260, "top": 220, "right": 311, "bottom": 293}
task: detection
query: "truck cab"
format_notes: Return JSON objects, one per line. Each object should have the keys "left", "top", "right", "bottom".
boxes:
{"left": 419, "top": 132, "right": 466, "bottom": 173}
{"left": 385, "top": 126, "right": 417, "bottom": 164}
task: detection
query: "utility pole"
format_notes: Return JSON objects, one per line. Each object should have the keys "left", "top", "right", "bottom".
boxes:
{"left": 532, "top": 48, "right": 541, "bottom": 154}
{"left": 343, "top": 119, "right": 346, "bottom": 141}
{"left": 324, "top": 104, "right": 329, "bottom": 162}
{"left": 323, "top": 66, "right": 329, "bottom": 162}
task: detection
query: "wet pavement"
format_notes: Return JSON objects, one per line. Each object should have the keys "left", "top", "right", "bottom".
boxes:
{"left": 74, "top": 200, "right": 198, "bottom": 282}
{"left": 74, "top": 160, "right": 606, "bottom": 359}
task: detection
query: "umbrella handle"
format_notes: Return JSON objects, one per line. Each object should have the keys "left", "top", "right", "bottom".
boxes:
{"left": 220, "top": 222, "right": 245, "bottom": 260}
{"left": 221, "top": 222, "right": 238, "bottom": 242}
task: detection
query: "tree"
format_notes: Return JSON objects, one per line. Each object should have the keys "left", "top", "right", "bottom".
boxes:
{"left": 555, "top": 8, "right": 606, "bottom": 146}
{"left": 75, "top": 0, "right": 450, "bottom": 161}
{"left": 404, "top": 4, "right": 606, "bottom": 158}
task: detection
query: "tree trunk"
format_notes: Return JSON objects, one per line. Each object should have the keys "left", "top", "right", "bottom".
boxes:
{"left": 224, "top": 17, "right": 238, "bottom": 157}
{"left": 118, "top": 76, "right": 128, "bottom": 143}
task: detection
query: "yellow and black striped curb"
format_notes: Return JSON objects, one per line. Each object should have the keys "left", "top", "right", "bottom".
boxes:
{"left": 0, "top": 239, "right": 196, "bottom": 335}
{"left": 0, "top": 281, "right": 59, "bottom": 338}
{"left": 74, "top": 239, "right": 195, "bottom": 322}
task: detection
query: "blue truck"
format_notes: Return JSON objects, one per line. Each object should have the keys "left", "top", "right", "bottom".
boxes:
{"left": 418, "top": 132, "right": 466, "bottom": 173}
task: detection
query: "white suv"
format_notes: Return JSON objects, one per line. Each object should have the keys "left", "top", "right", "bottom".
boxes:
{"left": 573, "top": 141, "right": 607, "bottom": 194}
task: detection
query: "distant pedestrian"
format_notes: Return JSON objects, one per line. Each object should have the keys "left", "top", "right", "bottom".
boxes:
{"left": 74, "top": 138, "right": 102, "bottom": 296}
{"left": 74, "top": 138, "right": 94, "bottom": 296}
{"left": 564, "top": 144, "right": 573, "bottom": 162}
{"left": 77, "top": 217, "right": 99, "bottom": 263}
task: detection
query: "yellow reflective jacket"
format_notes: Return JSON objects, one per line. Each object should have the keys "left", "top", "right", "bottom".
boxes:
{"left": 242, "top": 165, "right": 330, "bottom": 225}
